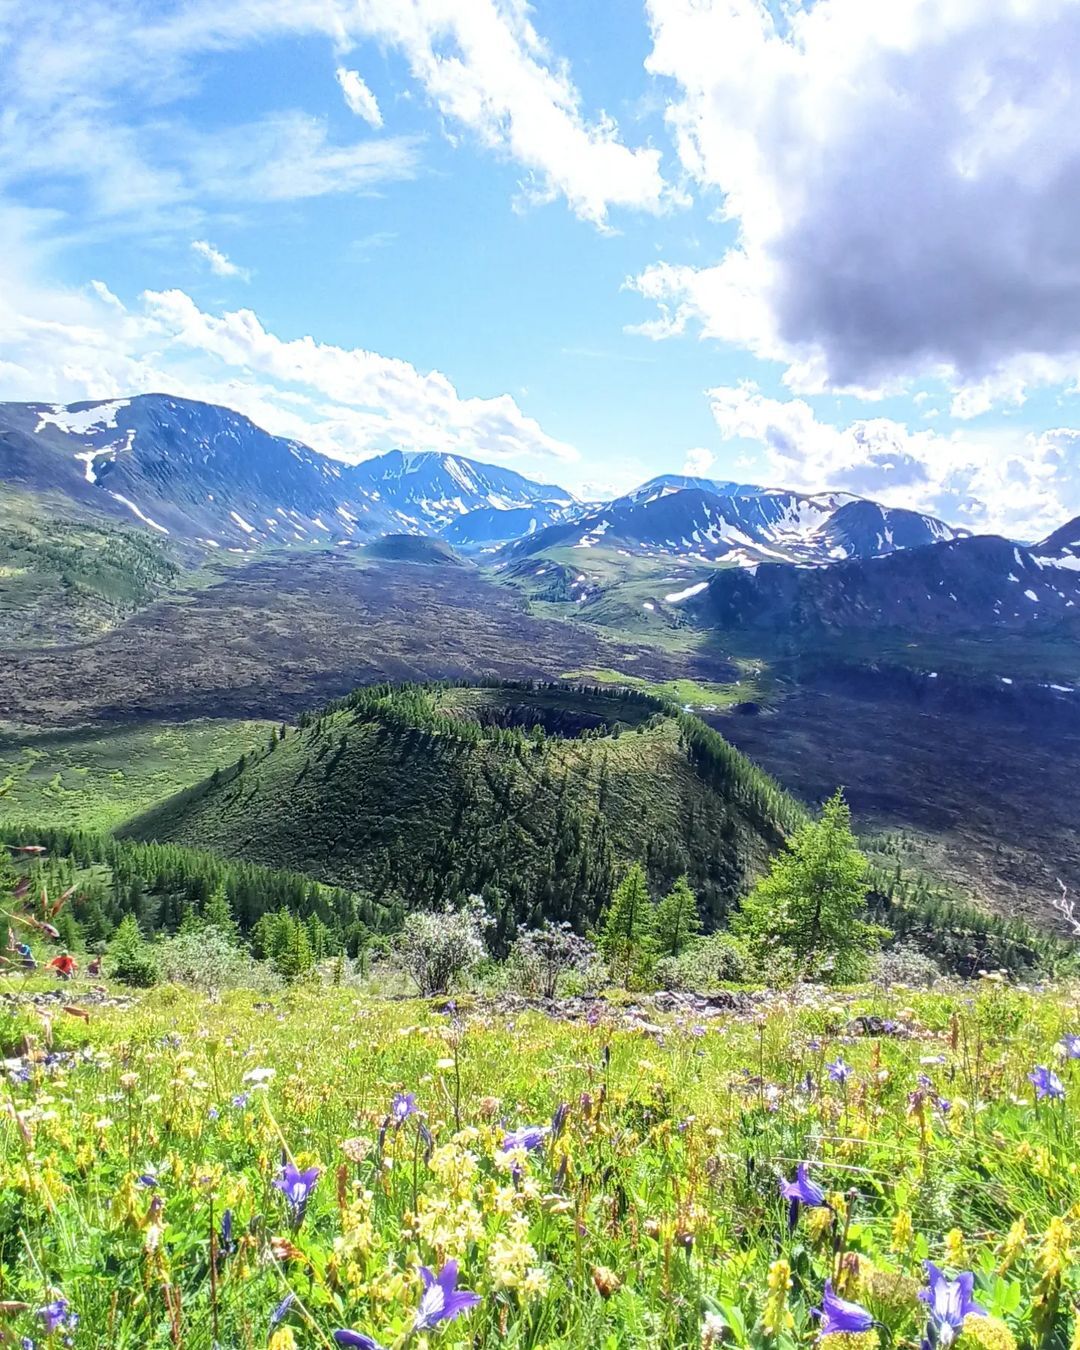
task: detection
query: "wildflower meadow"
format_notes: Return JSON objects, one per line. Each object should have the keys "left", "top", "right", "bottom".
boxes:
{"left": 2, "top": 977, "right": 1079, "bottom": 1349}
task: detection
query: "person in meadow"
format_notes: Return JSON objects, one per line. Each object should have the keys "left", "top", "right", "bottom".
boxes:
{"left": 46, "top": 952, "right": 78, "bottom": 979}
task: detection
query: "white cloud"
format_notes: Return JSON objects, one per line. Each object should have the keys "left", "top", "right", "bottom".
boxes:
{"left": 0, "top": 0, "right": 673, "bottom": 232}
{"left": 636, "top": 0, "right": 1080, "bottom": 403}
{"left": 682, "top": 446, "right": 714, "bottom": 476}
{"left": 191, "top": 239, "right": 250, "bottom": 281}
{"left": 346, "top": 0, "right": 679, "bottom": 228}
{"left": 0, "top": 247, "right": 578, "bottom": 473}
{"left": 335, "top": 67, "right": 383, "bottom": 128}
{"left": 707, "top": 383, "right": 1080, "bottom": 539}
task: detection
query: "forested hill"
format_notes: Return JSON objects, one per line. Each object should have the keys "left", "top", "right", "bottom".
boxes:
{"left": 122, "top": 681, "right": 803, "bottom": 937}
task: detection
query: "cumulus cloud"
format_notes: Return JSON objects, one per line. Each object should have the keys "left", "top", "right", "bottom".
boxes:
{"left": 335, "top": 67, "right": 383, "bottom": 128}
{"left": 707, "top": 383, "right": 1080, "bottom": 540}
{"left": 682, "top": 446, "right": 714, "bottom": 476}
{"left": 191, "top": 239, "right": 249, "bottom": 280}
{"left": 635, "top": 0, "right": 1080, "bottom": 401}
{"left": 0, "top": 248, "right": 578, "bottom": 472}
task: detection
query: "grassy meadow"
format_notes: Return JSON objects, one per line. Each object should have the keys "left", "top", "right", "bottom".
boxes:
{"left": 0, "top": 720, "right": 272, "bottom": 830}
{"left": 2, "top": 977, "right": 1079, "bottom": 1349}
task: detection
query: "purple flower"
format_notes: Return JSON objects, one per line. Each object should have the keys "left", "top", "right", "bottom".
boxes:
{"left": 827, "top": 1057, "right": 851, "bottom": 1084}
{"left": 1029, "top": 1066, "right": 1066, "bottom": 1101}
{"left": 232, "top": 1092, "right": 250, "bottom": 1109}
{"left": 550, "top": 1102, "right": 570, "bottom": 1139}
{"left": 501, "top": 1125, "right": 549, "bottom": 1152}
{"left": 333, "top": 1334, "right": 385, "bottom": 1350}
{"left": 1060, "top": 1033, "right": 1080, "bottom": 1059}
{"left": 814, "top": 1280, "right": 874, "bottom": 1335}
{"left": 36, "top": 1299, "right": 78, "bottom": 1335}
{"left": 780, "top": 1162, "right": 827, "bottom": 1208}
{"left": 136, "top": 1173, "right": 158, "bottom": 1188}
{"left": 270, "top": 1293, "right": 295, "bottom": 1327}
{"left": 414, "top": 1260, "right": 482, "bottom": 1331}
{"left": 391, "top": 1091, "right": 418, "bottom": 1125}
{"left": 272, "top": 1161, "right": 320, "bottom": 1224}
{"left": 780, "top": 1162, "right": 829, "bottom": 1232}
{"left": 218, "top": 1208, "right": 235, "bottom": 1258}
{"left": 920, "top": 1263, "right": 985, "bottom": 1348}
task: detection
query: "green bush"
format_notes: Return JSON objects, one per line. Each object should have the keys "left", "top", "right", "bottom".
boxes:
{"left": 107, "top": 914, "right": 159, "bottom": 988}
{"left": 654, "top": 933, "right": 748, "bottom": 991}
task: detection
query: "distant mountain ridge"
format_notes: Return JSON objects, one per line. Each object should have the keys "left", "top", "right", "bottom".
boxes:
{"left": 0, "top": 394, "right": 578, "bottom": 550}
{"left": 0, "top": 393, "right": 963, "bottom": 567}
{"left": 501, "top": 475, "right": 957, "bottom": 567}
{"left": 698, "top": 530, "right": 1080, "bottom": 634}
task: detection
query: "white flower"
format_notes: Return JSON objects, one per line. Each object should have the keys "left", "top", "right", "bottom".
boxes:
{"left": 242, "top": 1067, "right": 275, "bottom": 1084}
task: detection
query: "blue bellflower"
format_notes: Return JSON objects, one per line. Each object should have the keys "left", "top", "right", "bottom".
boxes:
{"left": 37, "top": 1299, "right": 78, "bottom": 1336}
{"left": 270, "top": 1293, "right": 295, "bottom": 1327}
{"left": 920, "top": 1262, "right": 986, "bottom": 1349}
{"left": 827, "top": 1057, "right": 851, "bottom": 1084}
{"left": 780, "top": 1162, "right": 829, "bottom": 1231}
{"left": 1029, "top": 1066, "right": 1066, "bottom": 1100}
{"left": 814, "top": 1281, "right": 874, "bottom": 1336}
{"left": 333, "top": 1334, "right": 385, "bottom": 1350}
{"left": 414, "top": 1260, "right": 482, "bottom": 1330}
{"left": 391, "top": 1091, "right": 418, "bottom": 1125}
{"left": 501, "top": 1125, "right": 549, "bottom": 1152}
{"left": 1060, "top": 1033, "right": 1080, "bottom": 1059}
{"left": 333, "top": 1260, "right": 480, "bottom": 1349}
{"left": 273, "top": 1162, "right": 320, "bottom": 1225}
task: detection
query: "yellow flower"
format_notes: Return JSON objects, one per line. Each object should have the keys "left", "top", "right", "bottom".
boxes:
{"left": 891, "top": 1209, "right": 914, "bottom": 1256}
{"left": 762, "top": 1258, "right": 793, "bottom": 1336}
{"left": 997, "top": 1217, "right": 1027, "bottom": 1273}
{"left": 956, "top": 1315, "right": 1017, "bottom": 1350}
{"left": 944, "top": 1228, "right": 968, "bottom": 1266}
{"left": 269, "top": 1330, "right": 297, "bottom": 1350}
{"left": 818, "top": 1333, "right": 879, "bottom": 1350}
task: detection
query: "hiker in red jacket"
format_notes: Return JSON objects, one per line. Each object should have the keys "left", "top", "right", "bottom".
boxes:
{"left": 47, "top": 953, "right": 78, "bottom": 980}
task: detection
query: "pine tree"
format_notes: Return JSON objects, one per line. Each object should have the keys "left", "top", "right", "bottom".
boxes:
{"left": 735, "top": 790, "right": 885, "bottom": 983}
{"left": 80, "top": 899, "right": 113, "bottom": 950}
{"left": 654, "top": 874, "right": 701, "bottom": 958}
{"left": 107, "top": 914, "right": 159, "bottom": 987}
{"left": 203, "top": 883, "right": 239, "bottom": 942}
{"left": 600, "top": 862, "right": 654, "bottom": 987}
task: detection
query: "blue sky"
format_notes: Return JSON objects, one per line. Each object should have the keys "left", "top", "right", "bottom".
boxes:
{"left": 3, "top": 0, "right": 1080, "bottom": 537}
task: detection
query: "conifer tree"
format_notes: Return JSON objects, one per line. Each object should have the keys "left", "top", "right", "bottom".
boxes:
{"left": 203, "top": 883, "right": 238, "bottom": 942}
{"left": 654, "top": 874, "right": 701, "bottom": 958}
{"left": 735, "top": 789, "right": 885, "bottom": 983}
{"left": 600, "top": 862, "right": 654, "bottom": 987}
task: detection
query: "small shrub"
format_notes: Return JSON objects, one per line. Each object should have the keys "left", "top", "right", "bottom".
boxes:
{"left": 655, "top": 933, "right": 748, "bottom": 991}
{"left": 157, "top": 928, "right": 280, "bottom": 995}
{"left": 392, "top": 897, "right": 489, "bottom": 997}
{"left": 872, "top": 942, "right": 942, "bottom": 989}
{"left": 509, "top": 922, "right": 596, "bottom": 999}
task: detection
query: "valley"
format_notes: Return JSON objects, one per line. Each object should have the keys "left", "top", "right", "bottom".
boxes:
{"left": 3, "top": 392, "right": 1080, "bottom": 939}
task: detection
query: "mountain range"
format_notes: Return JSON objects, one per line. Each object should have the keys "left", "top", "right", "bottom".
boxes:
{"left": 2, "top": 392, "right": 954, "bottom": 563}
{"left": 4, "top": 391, "right": 1080, "bottom": 643}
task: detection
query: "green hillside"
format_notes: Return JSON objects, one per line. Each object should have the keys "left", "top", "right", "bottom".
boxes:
{"left": 0, "top": 488, "right": 183, "bottom": 645}
{"left": 123, "top": 681, "right": 802, "bottom": 934}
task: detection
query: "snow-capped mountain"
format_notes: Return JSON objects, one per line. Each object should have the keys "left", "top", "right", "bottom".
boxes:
{"left": 500, "top": 477, "right": 954, "bottom": 567}
{"left": 696, "top": 531, "right": 1080, "bottom": 634}
{"left": 0, "top": 395, "right": 577, "bottom": 550}
{"left": 346, "top": 449, "right": 575, "bottom": 535}
{"left": 442, "top": 501, "right": 580, "bottom": 547}
{"left": 808, "top": 498, "right": 958, "bottom": 560}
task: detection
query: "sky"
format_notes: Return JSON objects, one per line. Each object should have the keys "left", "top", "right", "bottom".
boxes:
{"left": 3, "top": 0, "right": 1080, "bottom": 537}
